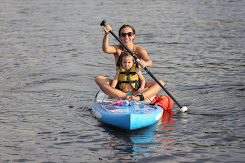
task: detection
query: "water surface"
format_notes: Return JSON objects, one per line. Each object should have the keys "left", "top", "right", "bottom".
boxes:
{"left": 0, "top": 0, "right": 244, "bottom": 162}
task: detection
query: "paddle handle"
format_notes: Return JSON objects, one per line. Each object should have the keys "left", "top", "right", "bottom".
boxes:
{"left": 100, "top": 20, "right": 186, "bottom": 111}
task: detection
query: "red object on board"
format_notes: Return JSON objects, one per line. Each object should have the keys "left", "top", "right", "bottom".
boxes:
{"left": 150, "top": 95, "right": 174, "bottom": 110}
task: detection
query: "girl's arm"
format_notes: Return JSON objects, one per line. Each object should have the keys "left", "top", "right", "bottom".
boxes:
{"left": 111, "top": 67, "right": 120, "bottom": 88}
{"left": 136, "top": 68, "right": 145, "bottom": 93}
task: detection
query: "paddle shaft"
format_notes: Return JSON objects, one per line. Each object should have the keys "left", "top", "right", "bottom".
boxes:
{"left": 100, "top": 20, "right": 183, "bottom": 109}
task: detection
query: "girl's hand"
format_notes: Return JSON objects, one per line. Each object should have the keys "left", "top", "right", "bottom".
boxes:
{"left": 138, "top": 88, "right": 144, "bottom": 93}
{"left": 104, "top": 24, "right": 112, "bottom": 33}
{"left": 134, "top": 88, "right": 144, "bottom": 96}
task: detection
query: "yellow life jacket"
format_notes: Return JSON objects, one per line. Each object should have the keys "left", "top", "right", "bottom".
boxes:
{"left": 118, "top": 64, "right": 140, "bottom": 90}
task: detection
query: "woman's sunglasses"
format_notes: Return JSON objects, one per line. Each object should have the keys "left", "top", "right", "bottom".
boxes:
{"left": 120, "top": 32, "right": 134, "bottom": 37}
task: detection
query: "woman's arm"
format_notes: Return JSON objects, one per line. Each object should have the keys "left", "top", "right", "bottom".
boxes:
{"left": 102, "top": 25, "right": 117, "bottom": 54}
{"left": 136, "top": 46, "right": 153, "bottom": 68}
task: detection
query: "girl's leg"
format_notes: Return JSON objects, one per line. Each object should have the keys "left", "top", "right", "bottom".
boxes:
{"left": 95, "top": 76, "right": 127, "bottom": 99}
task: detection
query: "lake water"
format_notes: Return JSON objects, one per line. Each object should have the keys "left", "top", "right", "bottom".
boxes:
{"left": 0, "top": 0, "right": 244, "bottom": 162}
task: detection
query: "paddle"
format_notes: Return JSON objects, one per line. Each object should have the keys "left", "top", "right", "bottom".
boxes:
{"left": 100, "top": 20, "right": 187, "bottom": 112}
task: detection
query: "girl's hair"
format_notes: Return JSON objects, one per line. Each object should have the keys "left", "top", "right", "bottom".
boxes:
{"left": 119, "top": 51, "right": 135, "bottom": 65}
{"left": 118, "top": 24, "right": 136, "bottom": 37}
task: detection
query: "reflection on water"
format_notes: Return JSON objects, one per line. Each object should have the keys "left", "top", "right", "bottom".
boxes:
{"left": 101, "top": 110, "right": 176, "bottom": 161}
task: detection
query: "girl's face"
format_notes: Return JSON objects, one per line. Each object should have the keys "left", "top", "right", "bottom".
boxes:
{"left": 121, "top": 56, "right": 134, "bottom": 70}
{"left": 119, "top": 27, "right": 135, "bottom": 46}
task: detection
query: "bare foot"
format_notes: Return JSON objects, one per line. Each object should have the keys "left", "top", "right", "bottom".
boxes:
{"left": 120, "top": 96, "right": 128, "bottom": 100}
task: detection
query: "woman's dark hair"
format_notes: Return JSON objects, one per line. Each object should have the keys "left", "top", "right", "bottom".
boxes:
{"left": 118, "top": 25, "right": 136, "bottom": 37}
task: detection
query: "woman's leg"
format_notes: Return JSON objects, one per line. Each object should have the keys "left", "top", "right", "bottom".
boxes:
{"left": 95, "top": 76, "right": 127, "bottom": 99}
{"left": 143, "top": 80, "right": 164, "bottom": 98}
{"left": 131, "top": 80, "right": 164, "bottom": 100}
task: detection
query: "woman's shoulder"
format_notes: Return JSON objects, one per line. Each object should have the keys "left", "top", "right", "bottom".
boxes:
{"left": 134, "top": 45, "right": 147, "bottom": 55}
{"left": 134, "top": 45, "right": 146, "bottom": 51}
{"left": 134, "top": 44, "right": 142, "bottom": 50}
{"left": 112, "top": 45, "right": 122, "bottom": 53}
{"left": 113, "top": 45, "right": 122, "bottom": 50}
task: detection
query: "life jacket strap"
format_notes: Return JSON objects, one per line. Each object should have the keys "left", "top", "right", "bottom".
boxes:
{"left": 118, "top": 80, "right": 138, "bottom": 84}
{"left": 119, "top": 71, "right": 136, "bottom": 75}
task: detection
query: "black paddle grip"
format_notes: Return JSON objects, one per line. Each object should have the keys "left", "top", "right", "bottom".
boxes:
{"left": 100, "top": 20, "right": 106, "bottom": 26}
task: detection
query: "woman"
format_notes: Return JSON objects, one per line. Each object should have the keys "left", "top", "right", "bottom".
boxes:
{"left": 95, "top": 24, "right": 164, "bottom": 100}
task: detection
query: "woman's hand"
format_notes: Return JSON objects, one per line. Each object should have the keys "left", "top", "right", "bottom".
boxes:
{"left": 139, "top": 59, "right": 147, "bottom": 68}
{"left": 104, "top": 24, "right": 112, "bottom": 33}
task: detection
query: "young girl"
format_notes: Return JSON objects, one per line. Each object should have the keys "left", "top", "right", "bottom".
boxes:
{"left": 111, "top": 52, "right": 145, "bottom": 98}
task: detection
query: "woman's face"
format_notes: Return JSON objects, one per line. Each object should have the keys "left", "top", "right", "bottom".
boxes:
{"left": 119, "top": 27, "right": 135, "bottom": 46}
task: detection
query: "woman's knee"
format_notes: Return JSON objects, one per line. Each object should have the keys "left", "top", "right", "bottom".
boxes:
{"left": 95, "top": 76, "right": 111, "bottom": 86}
{"left": 158, "top": 80, "right": 164, "bottom": 86}
{"left": 151, "top": 80, "right": 165, "bottom": 88}
{"left": 146, "top": 80, "right": 164, "bottom": 88}
{"left": 95, "top": 76, "right": 104, "bottom": 84}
